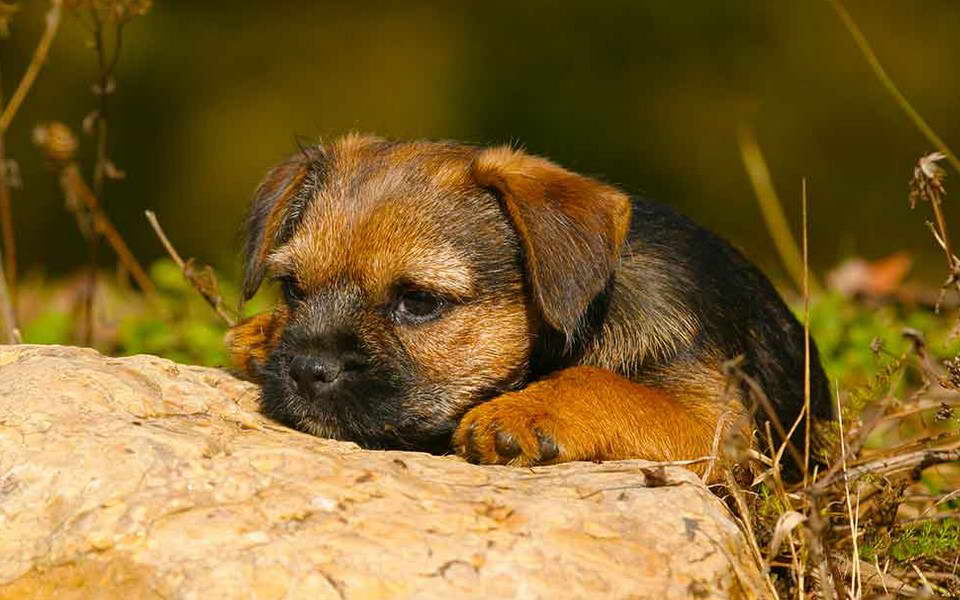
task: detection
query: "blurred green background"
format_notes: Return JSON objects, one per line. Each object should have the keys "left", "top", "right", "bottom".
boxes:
{"left": 4, "top": 1, "right": 959, "bottom": 282}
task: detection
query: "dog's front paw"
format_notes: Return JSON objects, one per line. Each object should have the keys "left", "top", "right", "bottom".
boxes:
{"left": 226, "top": 311, "right": 286, "bottom": 381}
{"left": 452, "top": 391, "right": 568, "bottom": 467}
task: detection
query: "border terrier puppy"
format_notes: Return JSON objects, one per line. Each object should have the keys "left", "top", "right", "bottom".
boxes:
{"left": 228, "top": 134, "right": 832, "bottom": 478}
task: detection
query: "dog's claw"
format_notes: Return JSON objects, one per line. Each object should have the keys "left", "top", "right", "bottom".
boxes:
{"left": 453, "top": 395, "right": 570, "bottom": 467}
{"left": 535, "top": 429, "right": 559, "bottom": 462}
{"left": 459, "top": 424, "right": 484, "bottom": 464}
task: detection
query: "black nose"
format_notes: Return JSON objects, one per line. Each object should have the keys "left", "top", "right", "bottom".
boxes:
{"left": 290, "top": 352, "right": 365, "bottom": 397}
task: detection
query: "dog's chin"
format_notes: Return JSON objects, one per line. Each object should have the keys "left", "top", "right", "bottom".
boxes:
{"left": 259, "top": 375, "right": 343, "bottom": 439}
{"left": 257, "top": 354, "right": 460, "bottom": 454}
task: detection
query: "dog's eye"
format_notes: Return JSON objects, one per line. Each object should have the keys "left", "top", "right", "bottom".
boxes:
{"left": 279, "top": 276, "right": 306, "bottom": 304}
{"left": 395, "top": 290, "right": 446, "bottom": 324}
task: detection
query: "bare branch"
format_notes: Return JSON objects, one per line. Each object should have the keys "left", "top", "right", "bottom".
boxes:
{"left": 0, "top": 0, "right": 63, "bottom": 134}
{"left": 145, "top": 210, "right": 237, "bottom": 327}
{"left": 0, "top": 243, "right": 19, "bottom": 344}
{"left": 810, "top": 448, "right": 960, "bottom": 491}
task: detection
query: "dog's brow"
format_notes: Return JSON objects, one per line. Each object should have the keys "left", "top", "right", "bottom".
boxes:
{"left": 264, "top": 249, "right": 297, "bottom": 276}
{"left": 401, "top": 257, "right": 475, "bottom": 300}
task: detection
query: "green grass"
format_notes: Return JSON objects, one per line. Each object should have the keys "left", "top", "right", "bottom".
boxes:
{"left": 806, "top": 291, "right": 960, "bottom": 388}
{"left": 860, "top": 518, "right": 960, "bottom": 562}
{"left": 18, "top": 259, "right": 275, "bottom": 367}
{"left": 890, "top": 518, "right": 960, "bottom": 561}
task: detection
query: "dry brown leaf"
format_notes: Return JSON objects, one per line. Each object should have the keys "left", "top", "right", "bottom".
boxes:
{"left": 766, "top": 510, "right": 805, "bottom": 561}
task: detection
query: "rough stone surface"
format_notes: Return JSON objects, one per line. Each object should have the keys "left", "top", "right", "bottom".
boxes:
{"left": 0, "top": 345, "right": 766, "bottom": 599}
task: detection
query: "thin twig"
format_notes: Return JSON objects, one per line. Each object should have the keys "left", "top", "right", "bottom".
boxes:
{"left": 92, "top": 9, "right": 107, "bottom": 196}
{"left": 577, "top": 457, "right": 719, "bottom": 498}
{"left": 84, "top": 12, "right": 126, "bottom": 343}
{"left": 726, "top": 356, "right": 806, "bottom": 470}
{"left": 0, "top": 0, "right": 63, "bottom": 135}
{"left": 802, "top": 177, "right": 812, "bottom": 486}
{"left": 805, "top": 491, "right": 841, "bottom": 600}
{"left": 810, "top": 448, "right": 960, "bottom": 491}
{"left": 0, "top": 245, "right": 19, "bottom": 344}
{"left": 786, "top": 534, "right": 804, "bottom": 600}
{"left": 850, "top": 432, "right": 959, "bottom": 467}
{"left": 85, "top": 10, "right": 111, "bottom": 345}
{"left": 62, "top": 164, "right": 155, "bottom": 295}
{"left": 91, "top": 12, "right": 125, "bottom": 198}
{"left": 145, "top": 210, "right": 237, "bottom": 327}
{"left": 0, "top": 66, "right": 15, "bottom": 311}
{"left": 34, "top": 122, "right": 156, "bottom": 297}
{"left": 837, "top": 388, "right": 862, "bottom": 600}
{"left": 773, "top": 394, "right": 808, "bottom": 487}
{"left": 723, "top": 470, "right": 783, "bottom": 600}
{"left": 701, "top": 410, "right": 727, "bottom": 485}
{"left": 738, "top": 125, "right": 823, "bottom": 296}
{"left": 636, "top": 455, "right": 716, "bottom": 468}
{"left": 702, "top": 370, "right": 741, "bottom": 483}
{"left": 910, "top": 153, "right": 960, "bottom": 313}
{"left": 145, "top": 210, "right": 185, "bottom": 269}
{"left": 817, "top": 403, "right": 885, "bottom": 486}
{"left": 828, "top": 0, "right": 960, "bottom": 176}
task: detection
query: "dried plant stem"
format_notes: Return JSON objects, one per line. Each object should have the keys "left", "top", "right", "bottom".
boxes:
{"left": 81, "top": 222, "right": 98, "bottom": 344}
{"left": 80, "top": 12, "right": 126, "bottom": 344}
{"left": 726, "top": 357, "right": 806, "bottom": 470}
{"left": 92, "top": 13, "right": 109, "bottom": 196}
{"left": 0, "top": 245, "right": 19, "bottom": 344}
{"left": 828, "top": 0, "right": 960, "bottom": 176}
{"left": 702, "top": 371, "right": 742, "bottom": 483}
{"left": 0, "top": 0, "right": 63, "bottom": 135}
{"left": 0, "top": 137, "right": 14, "bottom": 310}
{"left": 837, "top": 389, "right": 861, "bottom": 600}
{"left": 144, "top": 210, "right": 185, "bottom": 269}
{"left": 928, "top": 196, "right": 956, "bottom": 273}
{"left": 0, "top": 69, "right": 15, "bottom": 311}
{"left": 786, "top": 535, "right": 804, "bottom": 600}
{"left": 773, "top": 393, "right": 808, "bottom": 483}
{"left": 59, "top": 164, "right": 156, "bottom": 296}
{"left": 813, "top": 447, "right": 960, "bottom": 491}
{"left": 926, "top": 208, "right": 960, "bottom": 311}
{"left": 802, "top": 178, "right": 812, "bottom": 486}
{"left": 910, "top": 152, "right": 960, "bottom": 313}
{"left": 722, "top": 471, "right": 782, "bottom": 600}
{"left": 805, "top": 492, "right": 841, "bottom": 600}
{"left": 701, "top": 407, "right": 727, "bottom": 484}
{"left": 35, "top": 122, "right": 156, "bottom": 343}
{"left": 738, "top": 125, "right": 823, "bottom": 296}
{"left": 145, "top": 210, "right": 237, "bottom": 327}
{"left": 90, "top": 12, "right": 124, "bottom": 197}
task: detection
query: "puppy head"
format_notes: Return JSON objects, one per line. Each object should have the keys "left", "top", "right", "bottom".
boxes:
{"left": 232, "top": 134, "right": 630, "bottom": 451}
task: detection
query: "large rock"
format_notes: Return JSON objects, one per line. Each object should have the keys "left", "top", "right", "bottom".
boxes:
{"left": 0, "top": 345, "right": 766, "bottom": 599}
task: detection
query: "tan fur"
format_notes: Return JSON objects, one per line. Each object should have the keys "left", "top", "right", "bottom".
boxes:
{"left": 230, "top": 134, "right": 744, "bottom": 478}
{"left": 452, "top": 366, "right": 725, "bottom": 479}
{"left": 472, "top": 146, "right": 632, "bottom": 335}
{"left": 226, "top": 309, "right": 288, "bottom": 376}
{"left": 269, "top": 203, "right": 475, "bottom": 301}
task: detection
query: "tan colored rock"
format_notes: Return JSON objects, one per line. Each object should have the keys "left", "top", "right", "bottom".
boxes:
{"left": 0, "top": 345, "right": 766, "bottom": 599}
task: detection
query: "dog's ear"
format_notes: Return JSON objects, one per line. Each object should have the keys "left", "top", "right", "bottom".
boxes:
{"left": 241, "top": 148, "right": 323, "bottom": 301}
{"left": 472, "top": 147, "right": 631, "bottom": 338}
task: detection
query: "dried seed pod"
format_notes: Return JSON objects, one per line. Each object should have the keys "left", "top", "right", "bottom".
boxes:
{"left": 909, "top": 151, "right": 946, "bottom": 209}
{"left": 942, "top": 356, "right": 960, "bottom": 389}
{"left": 935, "top": 402, "right": 953, "bottom": 422}
{"left": 32, "top": 121, "right": 78, "bottom": 164}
